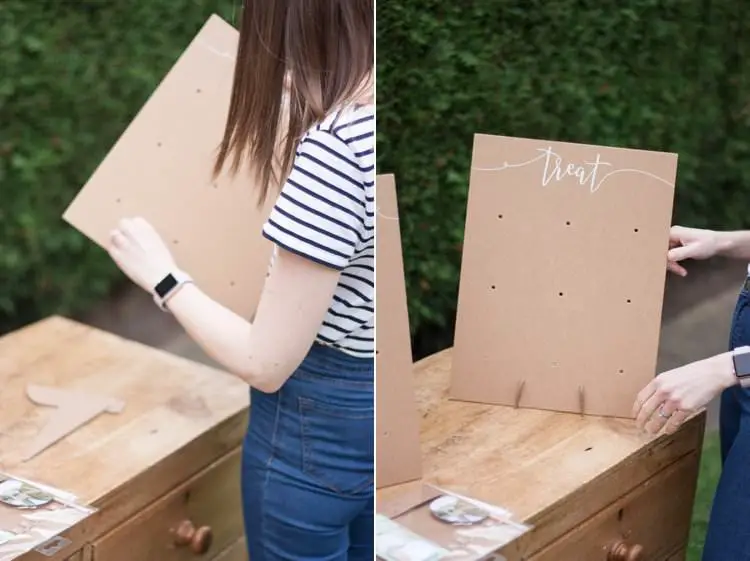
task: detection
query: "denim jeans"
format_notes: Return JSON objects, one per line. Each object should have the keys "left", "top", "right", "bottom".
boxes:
{"left": 241, "top": 342, "right": 374, "bottom": 560}
{"left": 703, "top": 285, "right": 750, "bottom": 560}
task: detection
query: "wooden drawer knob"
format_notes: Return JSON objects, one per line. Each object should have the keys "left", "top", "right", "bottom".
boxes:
{"left": 173, "top": 520, "right": 213, "bottom": 555}
{"left": 608, "top": 540, "right": 644, "bottom": 561}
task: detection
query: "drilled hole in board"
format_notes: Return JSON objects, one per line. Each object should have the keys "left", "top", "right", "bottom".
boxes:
{"left": 157, "top": 142, "right": 162, "bottom": 147}
{"left": 558, "top": 292, "right": 564, "bottom": 297}
{"left": 491, "top": 285, "right": 496, "bottom": 290}
{"left": 634, "top": 228, "right": 639, "bottom": 233}
{"left": 497, "top": 214, "right": 503, "bottom": 219}
{"left": 618, "top": 369, "right": 625, "bottom": 375}
{"left": 584, "top": 447, "right": 593, "bottom": 452}
{"left": 196, "top": 88, "right": 202, "bottom": 93}
{"left": 626, "top": 299, "right": 631, "bottom": 303}
{"left": 617, "top": 508, "right": 624, "bottom": 521}
{"left": 565, "top": 221, "right": 571, "bottom": 226}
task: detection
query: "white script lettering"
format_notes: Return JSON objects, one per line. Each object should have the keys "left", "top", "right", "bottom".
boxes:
{"left": 538, "top": 146, "right": 612, "bottom": 193}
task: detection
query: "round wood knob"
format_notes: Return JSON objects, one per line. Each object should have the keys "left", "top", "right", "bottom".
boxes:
{"left": 173, "top": 520, "right": 213, "bottom": 555}
{"left": 608, "top": 540, "right": 644, "bottom": 561}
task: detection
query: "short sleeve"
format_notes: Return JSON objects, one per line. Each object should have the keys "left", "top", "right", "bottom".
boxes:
{"left": 262, "top": 128, "right": 366, "bottom": 270}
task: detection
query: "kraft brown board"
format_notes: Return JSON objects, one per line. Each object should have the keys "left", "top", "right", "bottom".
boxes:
{"left": 21, "top": 385, "right": 124, "bottom": 463}
{"left": 451, "top": 134, "right": 677, "bottom": 418}
{"left": 375, "top": 175, "right": 423, "bottom": 489}
{"left": 62, "top": 14, "right": 275, "bottom": 319}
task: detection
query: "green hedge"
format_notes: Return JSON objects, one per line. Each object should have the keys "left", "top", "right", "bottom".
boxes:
{"left": 377, "top": 1, "right": 750, "bottom": 357}
{"left": 3, "top": 2, "right": 750, "bottom": 356}
{"left": 0, "top": 0, "right": 236, "bottom": 333}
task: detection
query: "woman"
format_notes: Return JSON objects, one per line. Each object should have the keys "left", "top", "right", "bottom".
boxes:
{"left": 633, "top": 226, "right": 750, "bottom": 560}
{"left": 105, "top": 2, "right": 374, "bottom": 559}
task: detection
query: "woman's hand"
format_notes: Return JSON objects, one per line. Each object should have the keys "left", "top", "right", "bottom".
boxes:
{"left": 107, "top": 217, "right": 177, "bottom": 293}
{"left": 667, "top": 225, "right": 721, "bottom": 277}
{"left": 633, "top": 353, "right": 735, "bottom": 435}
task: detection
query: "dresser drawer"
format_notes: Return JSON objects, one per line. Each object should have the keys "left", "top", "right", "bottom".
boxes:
{"left": 528, "top": 452, "right": 698, "bottom": 561}
{"left": 211, "top": 537, "right": 247, "bottom": 561}
{"left": 92, "top": 447, "right": 243, "bottom": 561}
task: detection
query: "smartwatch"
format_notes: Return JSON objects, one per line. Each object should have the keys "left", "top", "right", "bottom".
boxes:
{"left": 152, "top": 270, "right": 193, "bottom": 311}
{"left": 732, "top": 346, "right": 750, "bottom": 388}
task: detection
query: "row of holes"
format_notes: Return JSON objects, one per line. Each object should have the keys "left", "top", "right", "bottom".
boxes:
{"left": 488, "top": 285, "right": 632, "bottom": 303}
{"left": 497, "top": 215, "right": 640, "bottom": 232}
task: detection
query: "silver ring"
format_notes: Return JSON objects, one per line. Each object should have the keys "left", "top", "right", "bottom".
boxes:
{"left": 658, "top": 407, "right": 672, "bottom": 419}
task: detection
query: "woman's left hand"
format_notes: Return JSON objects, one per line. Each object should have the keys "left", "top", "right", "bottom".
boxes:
{"left": 633, "top": 354, "right": 735, "bottom": 435}
{"left": 107, "top": 217, "right": 177, "bottom": 293}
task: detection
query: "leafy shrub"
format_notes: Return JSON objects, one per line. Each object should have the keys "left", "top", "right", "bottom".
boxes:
{"left": 0, "top": 0, "right": 237, "bottom": 332}
{"left": 377, "top": 1, "right": 750, "bottom": 357}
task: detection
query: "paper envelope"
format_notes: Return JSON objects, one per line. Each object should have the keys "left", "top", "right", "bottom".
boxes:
{"left": 63, "top": 14, "right": 275, "bottom": 319}
{"left": 376, "top": 174, "right": 423, "bottom": 488}
{"left": 451, "top": 134, "right": 677, "bottom": 417}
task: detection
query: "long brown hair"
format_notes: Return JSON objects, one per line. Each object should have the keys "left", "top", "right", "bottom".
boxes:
{"left": 214, "top": 0, "right": 374, "bottom": 206}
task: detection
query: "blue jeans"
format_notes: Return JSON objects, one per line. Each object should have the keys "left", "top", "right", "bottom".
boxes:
{"left": 703, "top": 286, "right": 750, "bottom": 560}
{"left": 241, "top": 343, "right": 374, "bottom": 561}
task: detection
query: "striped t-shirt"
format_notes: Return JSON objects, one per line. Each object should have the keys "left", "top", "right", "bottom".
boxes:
{"left": 262, "top": 105, "right": 374, "bottom": 358}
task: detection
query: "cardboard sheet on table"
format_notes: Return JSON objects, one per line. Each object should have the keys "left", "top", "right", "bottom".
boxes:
{"left": 378, "top": 480, "right": 442, "bottom": 519}
{"left": 376, "top": 175, "right": 422, "bottom": 488}
{"left": 0, "top": 473, "right": 94, "bottom": 561}
{"left": 451, "top": 134, "right": 677, "bottom": 418}
{"left": 377, "top": 484, "right": 529, "bottom": 561}
{"left": 63, "top": 14, "right": 275, "bottom": 319}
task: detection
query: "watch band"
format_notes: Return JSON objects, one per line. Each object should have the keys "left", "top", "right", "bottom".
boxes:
{"left": 152, "top": 270, "right": 193, "bottom": 311}
{"left": 732, "top": 345, "right": 750, "bottom": 388}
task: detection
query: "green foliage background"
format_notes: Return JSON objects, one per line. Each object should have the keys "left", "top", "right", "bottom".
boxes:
{"left": 377, "top": 1, "right": 750, "bottom": 357}
{"left": 0, "top": 0, "right": 237, "bottom": 333}
{"left": 2, "top": 1, "right": 750, "bottom": 362}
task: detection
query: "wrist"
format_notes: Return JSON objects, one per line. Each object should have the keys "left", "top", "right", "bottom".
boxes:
{"left": 151, "top": 269, "right": 193, "bottom": 311}
{"left": 715, "top": 352, "right": 738, "bottom": 390}
{"left": 714, "top": 231, "right": 734, "bottom": 257}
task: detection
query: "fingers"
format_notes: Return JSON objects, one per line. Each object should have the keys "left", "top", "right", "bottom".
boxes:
{"left": 644, "top": 399, "right": 679, "bottom": 434}
{"left": 667, "top": 245, "right": 695, "bottom": 263}
{"left": 109, "top": 229, "right": 128, "bottom": 249}
{"left": 667, "top": 260, "right": 687, "bottom": 276}
{"left": 633, "top": 380, "right": 657, "bottom": 418}
{"left": 662, "top": 409, "right": 690, "bottom": 435}
{"left": 635, "top": 390, "right": 663, "bottom": 430}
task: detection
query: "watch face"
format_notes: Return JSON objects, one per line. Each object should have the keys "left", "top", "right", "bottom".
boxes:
{"left": 735, "top": 350, "right": 750, "bottom": 378}
{"left": 154, "top": 274, "right": 178, "bottom": 298}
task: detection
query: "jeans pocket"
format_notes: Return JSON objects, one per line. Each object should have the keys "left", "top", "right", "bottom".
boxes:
{"left": 299, "top": 396, "right": 374, "bottom": 496}
{"left": 730, "top": 293, "right": 750, "bottom": 349}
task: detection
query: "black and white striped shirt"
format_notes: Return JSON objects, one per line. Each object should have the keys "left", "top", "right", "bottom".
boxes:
{"left": 262, "top": 105, "right": 374, "bottom": 358}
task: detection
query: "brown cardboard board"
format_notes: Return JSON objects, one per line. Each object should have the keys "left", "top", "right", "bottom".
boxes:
{"left": 451, "top": 134, "right": 677, "bottom": 418}
{"left": 62, "top": 14, "right": 274, "bottom": 319}
{"left": 21, "top": 386, "right": 124, "bottom": 463}
{"left": 376, "top": 175, "right": 423, "bottom": 489}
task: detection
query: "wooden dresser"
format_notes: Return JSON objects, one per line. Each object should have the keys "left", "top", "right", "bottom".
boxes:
{"left": 378, "top": 349, "right": 705, "bottom": 561}
{"left": 0, "top": 316, "right": 249, "bottom": 561}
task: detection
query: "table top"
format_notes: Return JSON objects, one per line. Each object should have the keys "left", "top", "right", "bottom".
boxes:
{"left": 0, "top": 316, "right": 248, "bottom": 510}
{"left": 378, "top": 349, "right": 703, "bottom": 539}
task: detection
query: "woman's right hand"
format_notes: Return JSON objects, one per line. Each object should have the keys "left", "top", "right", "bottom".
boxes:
{"left": 667, "top": 225, "right": 721, "bottom": 276}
